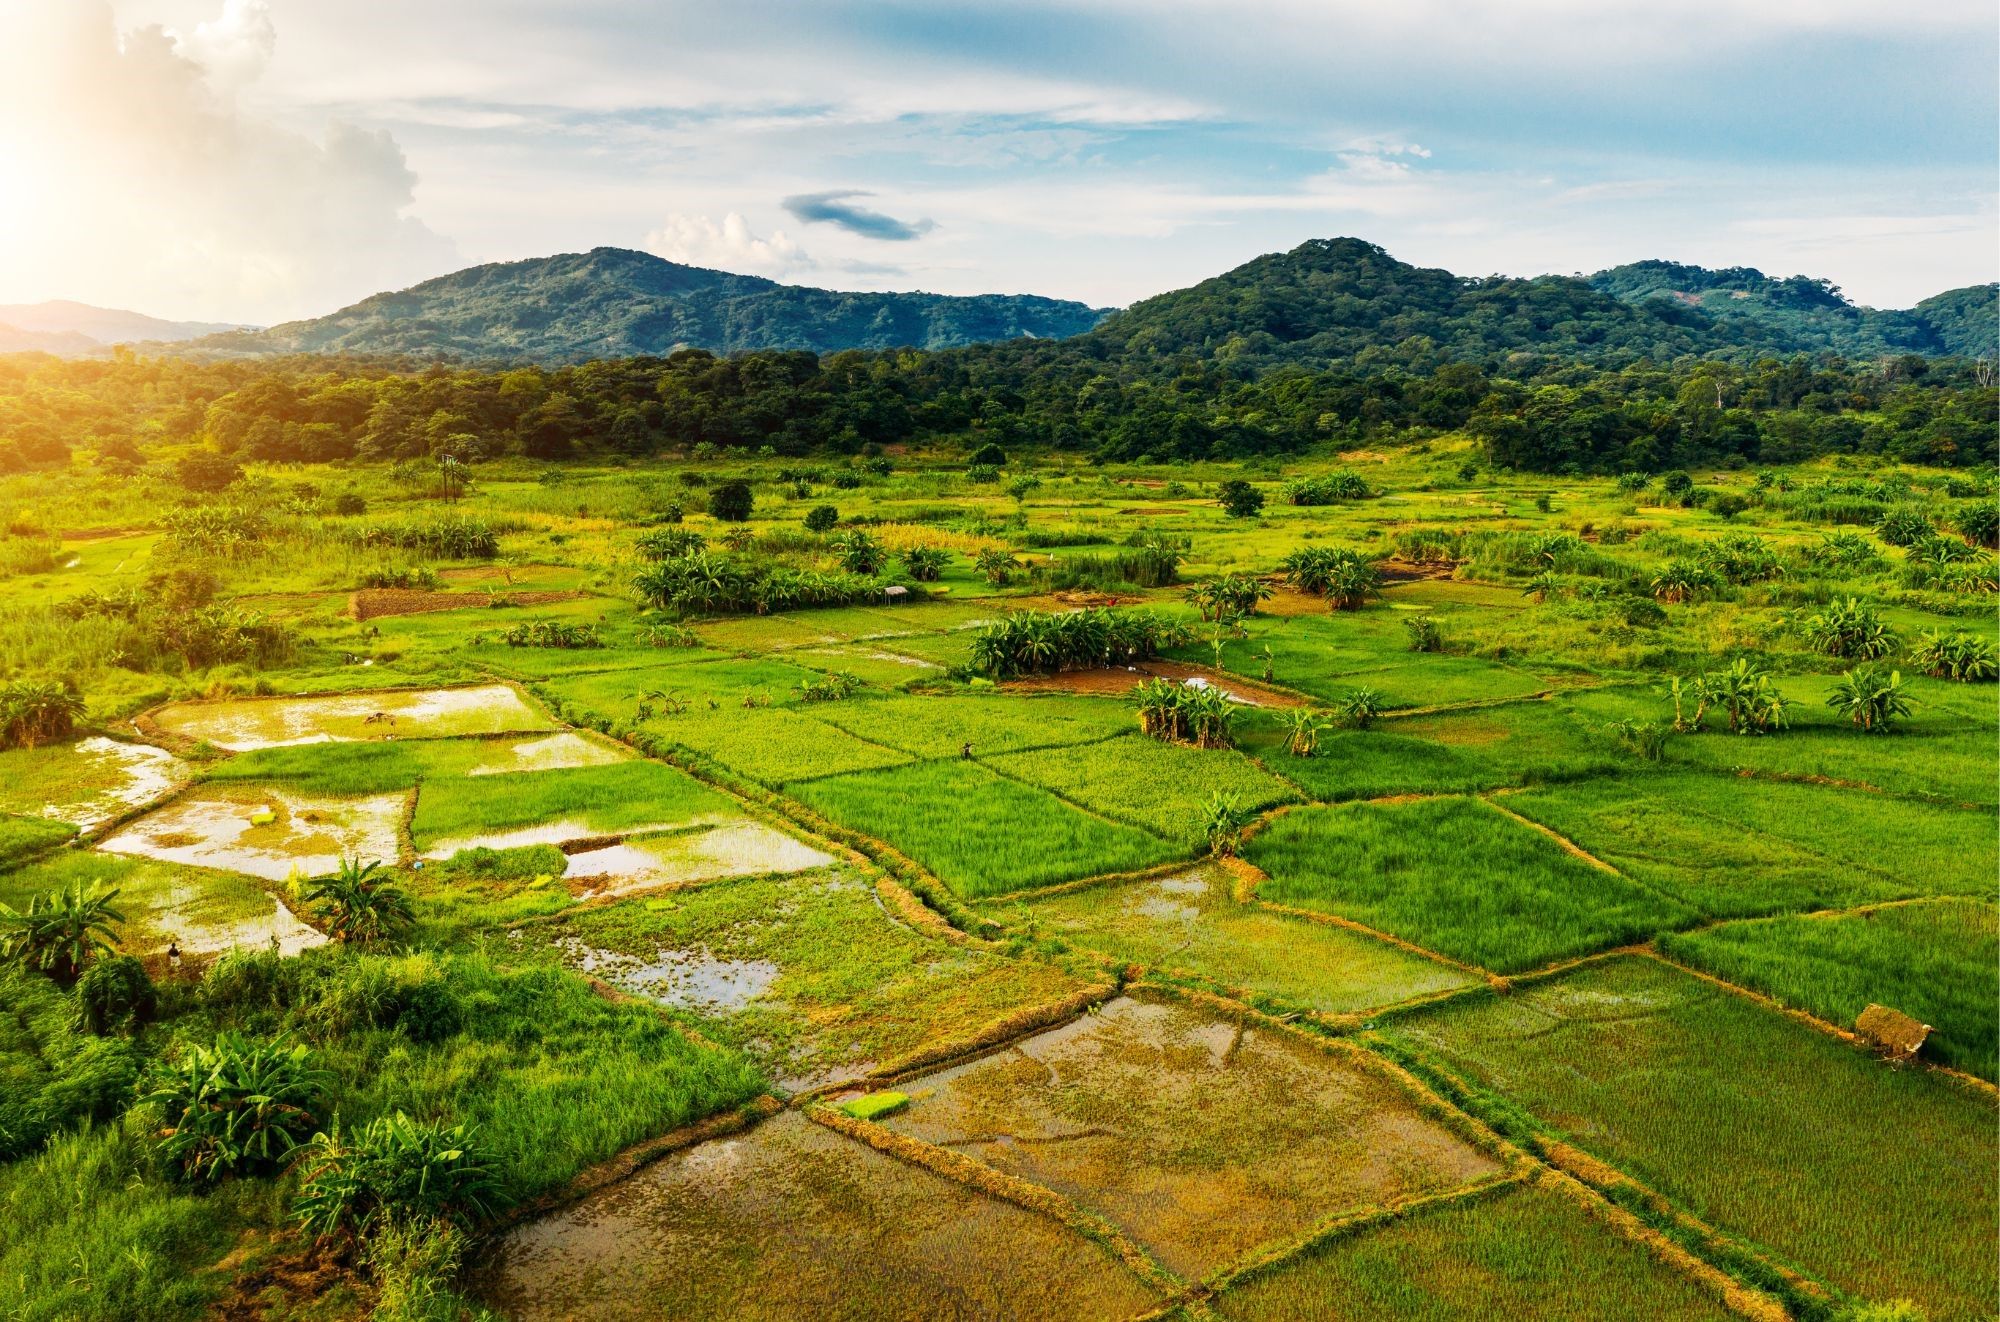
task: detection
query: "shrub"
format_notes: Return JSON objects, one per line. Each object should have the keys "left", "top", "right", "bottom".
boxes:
{"left": 1799, "top": 532, "right": 1885, "bottom": 574}
{"left": 1952, "top": 501, "right": 1999, "bottom": 549}
{"left": 147, "top": 1033, "right": 324, "bottom": 1181}
{"left": 635, "top": 528, "right": 705, "bottom": 560}
{"left": 1873, "top": 508, "right": 1933, "bottom": 548}
{"left": 1698, "top": 533, "right": 1783, "bottom": 585}
{"left": 900, "top": 546, "right": 948, "bottom": 581}
{"left": 304, "top": 857, "right": 413, "bottom": 947}
{"left": 1334, "top": 687, "right": 1385, "bottom": 729}
{"left": 965, "top": 464, "right": 1001, "bottom": 484}
{"left": 1610, "top": 720, "right": 1671, "bottom": 761}
{"left": 1709, "top": 493, "right": 1751, "bottom": 520}
{"left": 1827, "top": 665, "right": 1914, "bottom": 734}
{"left": 1283, "top": 709, "right": 1324, "bottom": 757}
{"left": 174, "top": 449, "right": 241, "bottom": 492}
{"left": 1281, "top": 547, "right": 1380, "bottom": 609}
{"left": 358, "top": 566, "right": 442, "bottom": 591}
{"left": 1651, "top": 559, "right": 1722, "bottom": 603}
{"left": 1798, "top": 598, "right": 1897, "bottom": 660}
{"left": 0, "top": 884, "right": 123, "bottom": 985}
{"left": 1671, "top": 659, "right": 1788, "bottom": 735}
{"left": 347, "top": 518, "right": 500, "bottom": 560}
{"left": 394, "top": 981, "right": 466, "bottom": 1043}
{"left": 803, "top": 504, "right": 839, "bottom": 533}
{"left": 1620, "top": 596, "right": 1667, "bottom": 628}
{"left": 74, "top": 955, "right": 157, "bottom": 1034}
{"left": 966, "top": 442, "right": 1007, "bottom": 467}
{"left": 1133, "top": 677, "right": 1235, "bottom": 749}
{"left": 707, "top": 481, "right": 754, "bottom": 522}
{"left": 1183, "top": 574, "right": 1272, "bottom": 622}
{"left": 1217, "top": 479, "right": 1265, "bottom": 518}
{"left": 795, "top": 671, "right": 857, "bottom": 703}
{"left": 0, "top": 677, "right": 85, "bottom": 750}
{"left": 1282, "top": 471, "right": 1371, "bottom": 505}
{"left": 501, "top": 621, "right": 601, "bottom": 649}
{"left": 1404, "top": 614, "right": 1443, "bottom": 653}
{"left": 634, "top": 554, "right": 876, "bottom": 616}
{"left": 294, "top": 1112, "right": 498, "bottom": 1237}
{"left": 1198, "top": 791, "right": 1251, "bottom": 857}
{"left": 834, "top": 529, "right": 885, "bottom": 575}
{"left": 1910, "top": 630, "right": 1998, "bottom": 682}
{"left": 970, "top": 609, "right": 1190, "bottom": 678}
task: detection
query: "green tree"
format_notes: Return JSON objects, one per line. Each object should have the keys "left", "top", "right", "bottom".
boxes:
{"left": 1217, "top": 479, "right": 1265, "bottom": 519}
{"left": 0, "top": 884, "right": 124, "bottom": 986}
{"left": 304, "top": 858, "right": 413, "bottom": 946}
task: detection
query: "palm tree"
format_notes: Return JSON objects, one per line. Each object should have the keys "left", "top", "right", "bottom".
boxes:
{"left": 304, "top": 857, "right": 413, "bottom": 946}
{"left": 0, "top": 883, "right": 124, "bottom": 985}
{"left": 1827, "top": 665, "right": 1914, "bottom": 733}
{"left": 436, "top": 455, "right": 468, "bottom": 502}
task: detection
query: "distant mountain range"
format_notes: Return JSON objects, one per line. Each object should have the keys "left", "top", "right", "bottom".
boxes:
{"left": 10, "top": 242, "right": 1994, "bottom": 366}
{"left": 186, "top": 248, "right": 1110, "bottom": 362}
{"left": 0, "top": 300, "right": 248, "bottom": 355}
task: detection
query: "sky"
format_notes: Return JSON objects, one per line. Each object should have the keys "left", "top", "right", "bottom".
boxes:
{"left": 2, "top": 0, "right": 1995, "bottom": 326}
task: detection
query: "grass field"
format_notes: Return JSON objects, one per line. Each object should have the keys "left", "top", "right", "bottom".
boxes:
{"left": 1383, "top": 956, "right": 1999, "bottom": 1318}
{"left": 792, "top": 759, "right": 1182, "bottom": 897}
{"left": 1659, "top": 898, "right": 2000, "bottom": 1080}
{"left": 1213, "top": 1178, "right": 1737, "bottom": 1321}
{"left": 1016, "top": 864, "right": 1473, "bottom": 1013}
{"left": 2, "top": 445, "right": 1995, "bottom": 1319}
{"left": 1245, "top": 798, "right": 1693, "bottom": 973}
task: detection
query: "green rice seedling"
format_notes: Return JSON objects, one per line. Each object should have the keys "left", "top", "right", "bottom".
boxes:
{"left": 1246, "top": 799, "right": 1690, "bottom": 972}
{"left": 0, "top": 813, "right": 79, "bottom": 869}
{"left": 1384, "top": 957, "right": 1998, "bottom": 1320}
{"left": 1211, "top": 1180, "right": 1735, "bottom": 1321}
{"left": 1660, "top": 899, "right": 1997, "bottom": 1080}
{"left": 411, "top": 760, "right": 734, "bottom": 852}
{"left": 792, "top": 760, "right": 1179, "bottom": 898}
{"left": 986, "top": 735, "right": 1295, "bottom": 848}
{"left": 836, "top": 1092, "right": 909, "bottom": 1121}
{"left": 810, "top": 692, "right": 1129, "bottom": 760}
{"left": 1502, "top": 772, "right": 1994, "bottom": 915}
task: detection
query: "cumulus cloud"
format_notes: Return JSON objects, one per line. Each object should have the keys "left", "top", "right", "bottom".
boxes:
{"left": 782, "top": 191, "right": 937, "bottom": 241}
{"left": 0, "top": 2, "right": 453, "bottom": 323}
{"left": 644, "top": 213, "right": 813, "bottom": 277}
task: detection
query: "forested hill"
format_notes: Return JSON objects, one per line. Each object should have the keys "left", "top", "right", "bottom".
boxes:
{"left": 188, "top": 248, "right": 1110, "bottom": 362}
{"left": 1587, "top": 260, "right": 1988, "bottom": 358}
{"left": 1082, "top": 238, "right": 1993, "bottom": 369}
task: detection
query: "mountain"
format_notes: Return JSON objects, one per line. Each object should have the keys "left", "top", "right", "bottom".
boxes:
{"left": 187, "top": 248, "right": 1110, "bottom": 363}
{"left": 0, "top": 300, "right": 247, "bottom": 351}
{"left": 1911, "top": 284, "right": 2000, "bottom": 359}
{"left": 1084, "top": 239, "right": 1995, "bottom": 370}
{"left": 1584, "top": 260, "right": 1965, "bottom": 357}
{"left": 1083, "top": 237, "right": 1701, "bottom": 367}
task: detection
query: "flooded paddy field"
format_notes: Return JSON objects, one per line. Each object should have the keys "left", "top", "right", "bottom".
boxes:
{"left": 529, "top": 869, "right": 1091, "bottom": 1091}
{"left": 879, "top": 995, "right": 1503, "bottom": 1279}
{"left": 148, "top": 683, "right": 554, "bottom": 750}
{"left": 478, "top": 1110, "right": 1164, "bottom": 1321}
{"left": 0, "top": 736, "right": 186, "bottom": 830}
{"left": 96, "top": 786, "right": 406, "bottom": 882}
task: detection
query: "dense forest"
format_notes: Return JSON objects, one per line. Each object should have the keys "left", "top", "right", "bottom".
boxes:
{"left": 0, "top": 239, "right": 1992, "bottom": 476}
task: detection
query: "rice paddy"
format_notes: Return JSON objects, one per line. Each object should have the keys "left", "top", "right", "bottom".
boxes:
{"left": 3, "top": 449, "right": 1994, "bottom": 1319}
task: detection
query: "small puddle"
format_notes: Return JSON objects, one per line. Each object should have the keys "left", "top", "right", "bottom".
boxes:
{"left": 465, "top": 732, "right": 631, "bottom": 775}
{"left": 564, "top": 823, "right": 835, "bottom": 898}
{"left": 559, "top": 937, "right": 778, "bottom": 1013}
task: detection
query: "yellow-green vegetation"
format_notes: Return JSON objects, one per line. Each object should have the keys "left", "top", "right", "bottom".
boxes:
{"left": 1660, "top": 898, "right": 2000, "bottom": 1080}
{"left": 1, "top": 438, "right": 1995, "bottom": 1319}
{"left": 792, "top": 759, "right": 1182, "bottom": 897}
{"left": 1382, "top": 956, "right": 1999, "bottom": 1319}
{"left": 1211, "top": 1179, "right": 1738, "bottom": 1321}
{"left": 1245, "top": 798, "right": 1693, "bottom": 973}
{"left": 1015, "top": 864, "right": 1472, "bottom": 1014}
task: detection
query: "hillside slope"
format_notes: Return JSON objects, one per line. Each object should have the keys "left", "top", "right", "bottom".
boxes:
{"left": 190, "top": 248, "right": 1109, "bottom": 362}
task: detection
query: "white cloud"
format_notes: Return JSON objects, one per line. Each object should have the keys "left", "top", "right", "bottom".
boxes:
{"left": 643, "top": 213, "right": 812, "bottom": 278}
{"left": 0, "top": 1, "right": 453, "bottom": 323}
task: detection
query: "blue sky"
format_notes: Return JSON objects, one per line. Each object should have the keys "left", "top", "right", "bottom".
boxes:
{"left": 7, "top": 0, "right": 1995, "bottom": 322}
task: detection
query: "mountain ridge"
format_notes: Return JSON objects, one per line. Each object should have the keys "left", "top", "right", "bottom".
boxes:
{"left": 187, "top": 248, "right": 1111, "bottom": 362}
